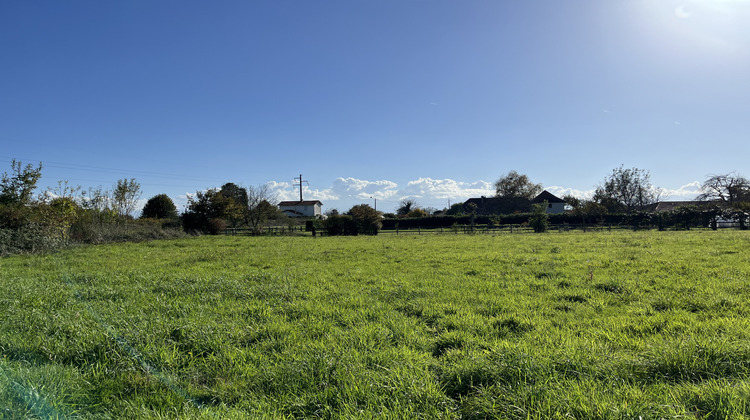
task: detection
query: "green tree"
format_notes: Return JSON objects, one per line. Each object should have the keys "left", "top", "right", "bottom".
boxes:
{"left": 182, "top": 189, "right": 233, "bottom": 234}
{"left": 141, "top": 194, "right": 178, "bottom": 219}
{"left": 593, "top": 166, "right": 661, "bottom": 213}
{"left": 397, "top": 199, "right": 419, "bottom": 217}
{"left": 494, "top": 170, "right": 542, "bottom": 199}
{"left": 113, "top": 178, "right": 142, "bottom": 217}
{"left": 0, "top": 159, "right": 43, "bottom": 206}
{"left": 347, "top": 204, "right": 382, "bottom": 235}
{"left": 219, "top": 183, "right": 249, "bottom": 227}
{"left": 406, "top": 208, "right": 428, "bottom": 218}
{"left": 445, "top": 203, "right": 464, "bottom": 216}
{"left": 561, "top": 194, "right": 581, "bottom": 209}
{"left": 46, "top": 197, "right": 79, "bottom": 242}
{"left": 528, "top": 201, "right": 549, "bottom": 233}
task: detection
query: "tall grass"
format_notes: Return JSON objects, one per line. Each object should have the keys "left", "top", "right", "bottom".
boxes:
{"left": 1, "top": 231, "right": 749, "bottom": 418}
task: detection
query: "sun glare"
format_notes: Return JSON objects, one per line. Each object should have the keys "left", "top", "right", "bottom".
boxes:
{"left": 639, "top": 0, "right": 750, "bottom": 56}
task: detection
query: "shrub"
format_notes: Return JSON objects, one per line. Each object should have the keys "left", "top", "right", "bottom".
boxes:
{"left": 141, "top": 194, "right": 178, "bottom": 219}
{"left": 208, "top": 218, "right": 226, "bottom": 235}
{"left": 323, "top": 215, "right": 357, "bottom": 236}
{"left": 406, "top": 208, "right": 428, "bottom": 218}
{"left": 0, "top": 224, "right": 59, "bottom": 256}
{"left": 528, "top": 202, "right": 549, "bottom": 233}
{"left": 348, "top": 204, "right": 382, "bottom": 235}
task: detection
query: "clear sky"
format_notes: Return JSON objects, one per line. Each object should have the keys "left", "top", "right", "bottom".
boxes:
{"left": 2, "top": 0, "right": 749, "bottom": 214}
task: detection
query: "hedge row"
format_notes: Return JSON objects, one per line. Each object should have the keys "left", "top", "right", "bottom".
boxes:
{"left": 381, "top": 208, "right": 746, "bottom": 230}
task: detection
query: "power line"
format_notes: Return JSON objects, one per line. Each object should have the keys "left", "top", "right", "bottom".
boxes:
{"left": 0, "top": 155, "right": 237, "bottom": 184}
{"left": 292, "top": 174, "right": 308, "bottom": 201}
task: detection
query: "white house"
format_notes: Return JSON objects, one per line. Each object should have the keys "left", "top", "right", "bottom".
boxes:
{"left": 278, "top": 200, "right": 323, "bottom": 217}
{"left": 531, "top": 190, "right": 567, "bottom": 214}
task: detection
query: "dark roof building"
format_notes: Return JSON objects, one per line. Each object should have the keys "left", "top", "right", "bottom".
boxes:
{"left": 464, "top": 196, "right": 531, "bottom": 215}
{"left": 464, "top": 190, "right": 567, "bottom": 215}
{"left": 531, "top": 190, "right": 566, "bottom": 204}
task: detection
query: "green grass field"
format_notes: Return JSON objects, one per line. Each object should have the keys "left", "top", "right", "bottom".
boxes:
{"left": 2, "top": 231, "right": 750, "bottom": 419}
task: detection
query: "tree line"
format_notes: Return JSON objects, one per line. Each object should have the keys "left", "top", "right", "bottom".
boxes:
{"left": 0, "top": 159, "right": 388, "bottom": 253}
{"left": 0, "top": 160, "right": 289, "bottom": 255}
{"left": 2, "top": 159, "right": 749, "bottom": 255}
{"left": 384, "top": 167, "right": 750, "bottom": 232}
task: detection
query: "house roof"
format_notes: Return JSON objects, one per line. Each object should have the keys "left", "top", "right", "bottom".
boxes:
{"left": 464, "top": 197, "right": 531, "bottom": 215}
{"left": 278, "top": 200, "right": 323, "bottom": 206}
{"left": 531, "top": 190, "right": 566, "bottom": 204}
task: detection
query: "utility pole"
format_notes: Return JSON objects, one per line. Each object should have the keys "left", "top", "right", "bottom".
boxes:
{"left": 293, "top": 174, "right": 308, "bottom": 202}
{"left": 370, "top": 196, "right": 377, "bottom": 211}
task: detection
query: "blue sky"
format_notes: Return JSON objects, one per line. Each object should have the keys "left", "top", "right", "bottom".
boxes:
{"left": 2, "top": 0, "right": 749, "bottom": 214}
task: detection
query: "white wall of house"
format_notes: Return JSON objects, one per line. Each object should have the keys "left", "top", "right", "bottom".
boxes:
{"left": 547, "top": 202, "right": 566, "bottom": 214}
{"left": 279, "top": 201, "right": 322, "bottom": 217}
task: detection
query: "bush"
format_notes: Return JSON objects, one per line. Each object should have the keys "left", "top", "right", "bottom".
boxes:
{"left": 323, "top": 215, "right": 357, "bottom": 236}
{"left": 406, "top": 208, "right": 428, "bottom": 218}
{"left": 0, "top": 224, "right": 59, "bottom": 256}
{"left": 528, "top": 202, "right": 549, "bottom": 233}
{"left": 141, "top": 194, "right": 178, "bottom": 219}
{"left": 208, "top": 218, "right": 226, "bottom": 235}
{"left": 348, "top": 204, "right": 382, "bottom": 235}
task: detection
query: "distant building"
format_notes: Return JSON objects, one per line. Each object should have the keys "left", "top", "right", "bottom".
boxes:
{"left": 278, "top": 200, "right": 323, "bottom": 217}
{"left": 531, "top": 190, "right": 567, "bottom": 214}
{"left": 463, "top": 190, "right": 567, "bottom": 215}
{"left": 464, "top": 196, "right": 531, "bottom": 215}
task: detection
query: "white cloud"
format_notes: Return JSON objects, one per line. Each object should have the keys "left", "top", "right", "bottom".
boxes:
{"left": 546, "top": 182, "right": 702, "bottom": 201}
{"left": 331, "top": 177, "right": 399, "bottom": 199}
{"left": 265, "top": 181, "right": 339, "bottom": 202}
{"left": 545, "top": 186, "right": 595, "bottom": 200}
{"left": 398, "top": 178, "right": 494, "bottom": 200}
{"left": 661, "top": 181, "right": 702, "bottom": 200}
{"left": 265, "top": 177, "right": 400, "bottom": 203}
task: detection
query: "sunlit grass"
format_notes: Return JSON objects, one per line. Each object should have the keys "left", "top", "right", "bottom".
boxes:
{"left": 1, "top": 231, "right": 750, "bottom": 418}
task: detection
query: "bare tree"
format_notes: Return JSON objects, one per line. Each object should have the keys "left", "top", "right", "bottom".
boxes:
{"left": 697, "top": 172, "right": 750, "bottom": 205}
{"left": 246, "top": 184, "right": 278, "bottom": 232}
{"left": 494, "top": 170, "right": 542, "bottom": 199}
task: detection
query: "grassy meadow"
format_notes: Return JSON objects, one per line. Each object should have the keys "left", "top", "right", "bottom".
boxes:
{"left": 2, "top": 231, "right": 750, "bottom": 419}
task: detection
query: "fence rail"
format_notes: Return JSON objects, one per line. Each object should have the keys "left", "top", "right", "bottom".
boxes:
{"left": 225, "top": 222, "right": 745, "bottom": 237}
{"left": 223, "top": 226, "right": 306, "bottom": 236}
